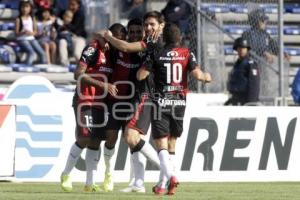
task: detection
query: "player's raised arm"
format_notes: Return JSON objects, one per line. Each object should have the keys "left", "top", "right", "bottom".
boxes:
{"left": 96, "top": 30, "right": 146, "bottom": 53}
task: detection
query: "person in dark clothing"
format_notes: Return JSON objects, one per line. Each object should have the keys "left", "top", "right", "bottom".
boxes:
{"left": 161, "top": 0, "right": 191, "bottom": 35}
{"left": 225, "top": 37, "right": 260, "bottom": 106}
{"left": 242, "top": 9, "right": 278, "bottom": 63}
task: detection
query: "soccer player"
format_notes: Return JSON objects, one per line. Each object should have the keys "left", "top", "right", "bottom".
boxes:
{"left": 137, "top": 23, "right": 211, "bottom": 195}
{"left": 60, "top": 35, "right": 117, "bottom": 192}
{"left": 97, "top": 11, "right": 166, "bottom": 191}
{"left": 99, "top": 23, "right": 128, "bottom": 192}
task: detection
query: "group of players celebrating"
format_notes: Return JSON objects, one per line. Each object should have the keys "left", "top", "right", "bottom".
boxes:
{"left": 59, "top": 10, "right": 211, "bottom": 195}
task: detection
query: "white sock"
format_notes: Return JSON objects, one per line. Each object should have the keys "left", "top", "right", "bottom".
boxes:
{"left": 169, "top": 153, "right": 176, "bottom": 174}
{"left": 62, "top": 143, "right": 83, "bottom": 175}
{"left": 132, "top": 152, "right": 146, "bottom": 188}
{"left": 104, "top": 145, "right": 115, "bottom": 174}
{"left": 85, "top": 148, "right": 100, "bottom": 186}
{"left": 139, "top": 142, "right": 160, "bottom": 168}
{"left": 158, "top": 149, "right": 172, "bottom": 180}
{"left": 129, "top": 154, "right": 135, "bottom": 186}
{"left": 158, "top": 170, "right": 168, "bottom": 189}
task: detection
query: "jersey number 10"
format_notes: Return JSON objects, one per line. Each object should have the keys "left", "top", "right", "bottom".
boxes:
{"left": 164, "top": 63, "right": 183, "bottom": 84}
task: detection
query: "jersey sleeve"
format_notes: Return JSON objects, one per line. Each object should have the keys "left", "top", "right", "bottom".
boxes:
{"left": 187, "top": 51, "right": 198, "bottom": 71}
{"left": 79, "top": 44, "right": 98, "bottom": 67}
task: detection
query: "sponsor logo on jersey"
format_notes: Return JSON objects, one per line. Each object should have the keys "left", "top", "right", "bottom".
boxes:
{"left": 98, "top": 66, "right": 113, "bottom": 73}
{"left": 157, "top": 98, "right": 186, "bottom": 107}
{"left": 163, "top": 85, "right": 183, "bottom": 92}
{"left": 83, "top": 47, "right": 96, "bottom": 57}
{"left": 167, "top": 51, "right": 179, "bottom": 57}
{"left": 116, "top": 59, "right": 140, "bottom": 69}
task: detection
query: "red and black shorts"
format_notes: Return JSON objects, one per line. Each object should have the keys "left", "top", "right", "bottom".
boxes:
{"left": 126, "top": 94, "right": 151, "bottom": 135}
{"left": 151, "top": 99, "right": 186, "bottom": 139}
{"left": 73, "top": 104, "right": 107, "bottom": 140}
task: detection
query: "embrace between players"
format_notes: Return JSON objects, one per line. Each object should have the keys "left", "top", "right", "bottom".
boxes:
{"left": 60, "top": 11, "right": 212, "bottom": 195}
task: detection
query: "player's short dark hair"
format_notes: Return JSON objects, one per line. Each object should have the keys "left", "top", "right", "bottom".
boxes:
{"left": 163, "top": 23, "right": 181, "bottom": 44}
{"left": 143, "top": 11, "right": 165, "bottom": 24}
{"left": 109, "top": 23, "right": 127, "bottom": 39}
{"left": 127, "top": 18, "right": 143, "bottom": 29}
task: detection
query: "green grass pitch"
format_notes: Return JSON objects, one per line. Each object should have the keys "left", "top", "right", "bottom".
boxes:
{"left": 1, "top": 182, "right": 300, "bottom": 200}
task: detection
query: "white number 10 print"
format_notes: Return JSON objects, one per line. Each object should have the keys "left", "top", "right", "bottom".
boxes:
{"left": 164, "top": 63, "right": 182, "bottom": 83}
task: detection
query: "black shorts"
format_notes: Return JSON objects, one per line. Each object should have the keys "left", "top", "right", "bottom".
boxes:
{"left": 106, "top": 101, "right": 133, "bottom": 132}
{"left": 126, "top": 94, "right": 151, "bottom": 135}
{"left": 151, "top": 99, "right": 186, "bottom": 139}
{"left": 73, "top": 105, "right": 107, "bottom": 140}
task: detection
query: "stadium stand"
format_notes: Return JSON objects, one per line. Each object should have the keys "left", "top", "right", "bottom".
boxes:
{"left": 0, "top": 0, "right": 300, "bottom": 92}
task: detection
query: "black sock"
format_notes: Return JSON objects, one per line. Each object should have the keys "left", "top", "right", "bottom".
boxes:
{"left": 131, "top": 139, "right": 145, "bottom": 154}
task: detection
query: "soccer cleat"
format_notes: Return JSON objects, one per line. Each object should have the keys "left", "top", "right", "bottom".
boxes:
{"left": 60, "top": 174, "right": 72, "bottom": 192}
{"left": 83, "top": 184, "right": 101, "bottom": 192}
{"left": 167, "top": 176, "right": 179, "bottom": 195}
{"left": 103, "top": 172, "right": 114, "bottom": 192}
{"left": 152, "top": 185, "right": 166, "bottom": 195}
{"left": 120, "top": 186, "right": 146, "bottom": 193}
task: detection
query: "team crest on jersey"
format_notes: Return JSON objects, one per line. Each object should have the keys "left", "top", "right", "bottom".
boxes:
{"left": 83, "top": 47, "right": 96, "bottom": 57}
{"left": 167, "top": 51, "right": 179, "bottom": 57}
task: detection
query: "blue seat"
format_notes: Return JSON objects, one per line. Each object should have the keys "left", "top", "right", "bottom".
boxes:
{"left": 0, "top": 22, "right": 15, "bottom": 31}
{"left": 284, "top": 48, "right": 300, "bottom": 56}
{"left": 201, "top": 3, "right": 230, "bottom": 13}
{"left": 10, "top": 63, "right": 40, "bottom": 72}
{"left": 0, "top": 2, "right": 18, "bottom": 9}
{"left": 285, "top": 4, "right": 300, "bottom": 13}
{"left": 266, "top": 27, "right": 278, "bottom": 35}
{"left": 229, "top": 4, "right": 248, "bottom": 13}
{"left": 284, "top": 26, "right": 300, "bottom": 35}
{"left": 259, "top": 4, "right": 278, "bottom": 14}
{"left": 224, "top": 25, "right": 277, "bottom": 35}
{"left": 68, "top": 64, "right": 77, "bottom": 72}
{"left": 224, "top": 46, "right": 300, "bottom": 56}
{"left": 224, "top": 25, "right": 248, "bottom": 35}
{"left": 224, "top": 46, "right": 235, "bottom": 55}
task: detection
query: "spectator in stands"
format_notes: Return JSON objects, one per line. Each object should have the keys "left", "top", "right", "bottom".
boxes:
{"left": 58, "top": 0, "right": 87, "bottom": 67}
{"left": 55, "top": 10, "right": 74, "bottom": 66}
{"left": 242, "top": 9, "right": 278, "bottom": 64}
{"left": 121, "top": 0, "right": 146, "bottom": 20}
{"left": 36, "top": 8, "right": 57, "bottom": 64}
{"left": 15, "top": 0, "right": 47, "bottom": 65}
{"left": 161, "top": 0, "right": 191, "bottom": 35}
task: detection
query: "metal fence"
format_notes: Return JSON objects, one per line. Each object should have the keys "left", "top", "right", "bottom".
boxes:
{"left": 185, "top": 0, "right": 289, "bottom": 105}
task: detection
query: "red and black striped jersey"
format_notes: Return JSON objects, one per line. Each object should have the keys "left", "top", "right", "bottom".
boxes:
{"left": 108, "top": 51, "right": 142, "bottom": 101}
{"left": 142, "top": 45, "right": 198, "bottom": 98}
{"left": 136, "top": 37, "right": 164, "bottom": 97}
{"left": 75, "top": 40, "right": 113, "bottom": 105}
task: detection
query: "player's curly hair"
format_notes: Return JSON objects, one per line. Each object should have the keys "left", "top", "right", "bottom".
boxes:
{"left": 127, "top": 18, "right": 143, "bottom": 29}
{"left": 109, "top": 23, "right": 127, "bottom": 40}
